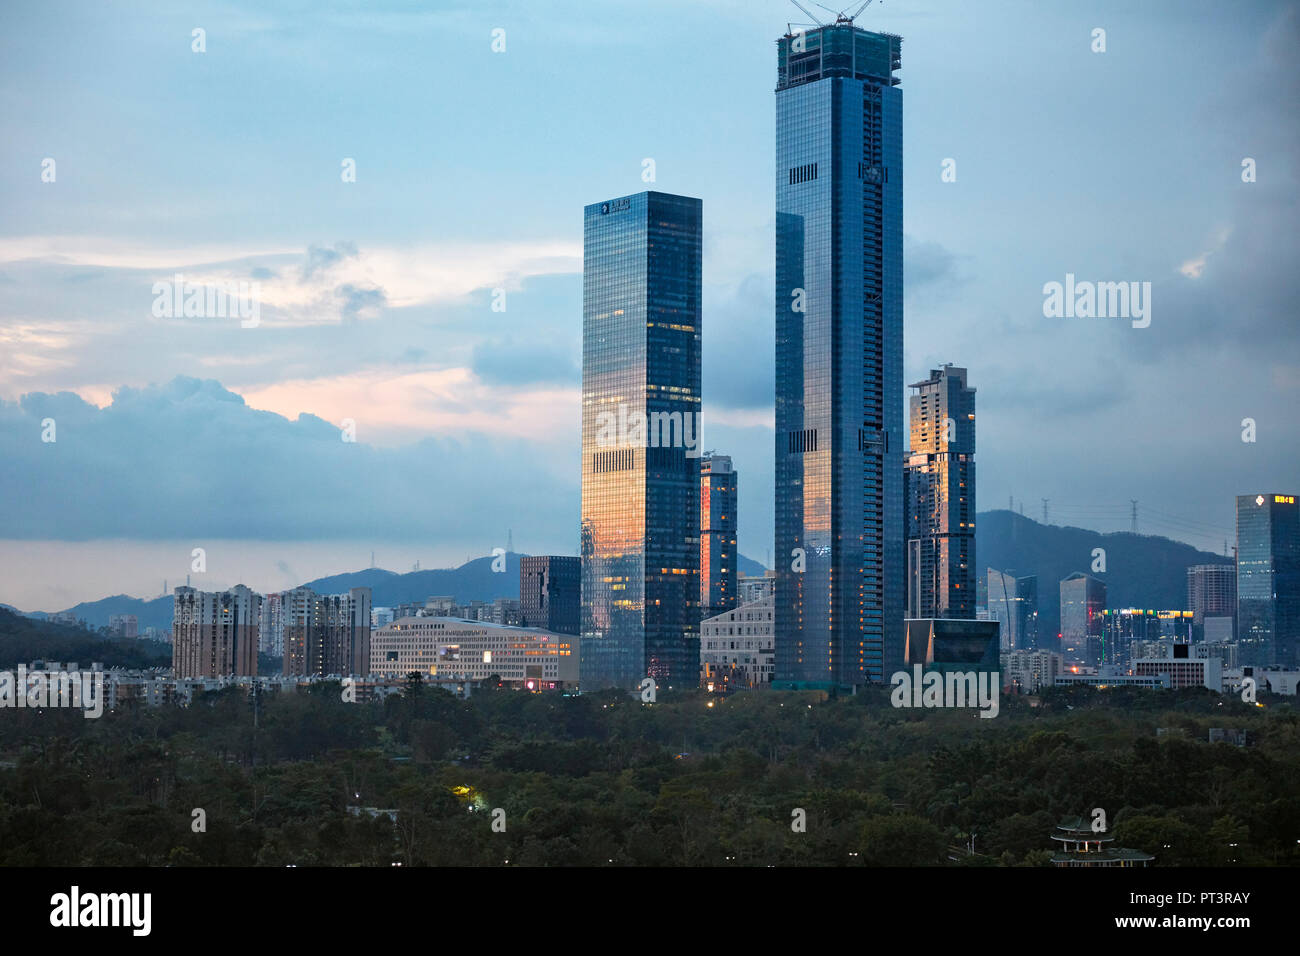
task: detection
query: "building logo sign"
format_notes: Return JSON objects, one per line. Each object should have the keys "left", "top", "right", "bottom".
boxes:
{"left": 600, "top": 198, "right": 630, "bottom": 215}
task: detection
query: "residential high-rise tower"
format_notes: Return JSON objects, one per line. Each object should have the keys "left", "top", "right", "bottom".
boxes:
{"left": 172, "top": 584, "right": 261, "bottom": 679}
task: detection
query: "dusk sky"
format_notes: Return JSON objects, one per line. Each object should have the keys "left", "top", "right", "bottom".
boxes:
{"left": 1, "top": 0, "right": 1297, "bottom": 610}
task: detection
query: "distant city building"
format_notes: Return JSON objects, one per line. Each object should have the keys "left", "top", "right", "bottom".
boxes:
{"left": 1187, "top": 563, "right": 1236, "bottom": 642}
{"left": 172, "top": 585, "right": 261, "bottom": 679}
{"left": 281, "top": 586, "right": 372, "bottom": 677}
{"left": 491, "top": 597, "right": 523, "bottom": 627}
{"left": 1157, "top": 610, "right": 1195, "bottom": 641}
{"left": 1060, "top": 572, "right": 1106, "bottom": 662}
{"left": 903, "top": 619, "right": 999, "bottom": 674}
{"left": 737, "top": 571, "right": 775, "bottom": 604}
{"left": 371, "top": 607, "right": 394, "bottom": 629}
{"left": 1203, "top": 616, "right": 1235, "bottom": 644}
{"left": 1132, "top": 645, "right": 1223, "bottom": 691}
{"left": 107, "top": 614, "right": 138, "bottom": 638}
{"left": 370, "top": 616, "right": 577, "bottom": 690}
{"left": 1054, "top": 669, "right": 1170, "bottom": 690}
{"left": 1194, "top": 641, "right": 1240, "bottom": 669}
{"left": 773, "top": 21, "right": 905, "bottom": 689}
{"left": 259, "top": 591, "right": 284, "bottom": 658}
{"left": 1002, "top": 649, "right": 1062, "bottom": 694}
{"left": 905, "top": 365, "right": 976, "bottom": 620}
{"left": 464, "top": 600, "right": 493, "bottom": 621}
{"left": 580, "top": 191, "right": 702, "bottom": 690}
{"left": 392, "top": 601, "right": 424, "bottom": 620}
{"left": 699, "top": 454, "right": 739, "bottom": 619}
{"left": 987, "top": 570, "right": 1038, "bottom": 651}
{"left": 1236, "top": 493, "right": 1300, "bottom": 667}
{"left": 424, "top": 596, "right": 459, "bottom": 616}
{"left": 700, "top": 595, "right": 774, "bottom": 690}
{"left": 1259, "top": 670, "right": 1300, "bottom": 695}
{"left": 1096, "top": 609, "right": 1192, "bottom": 665}
{"left": 519, "top": 555, "right": 580, "bottom": 635}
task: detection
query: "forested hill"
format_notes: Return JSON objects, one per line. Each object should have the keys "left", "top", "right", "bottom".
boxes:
{"left": 976, "top": 510, "right": 1227, "bottom": 639}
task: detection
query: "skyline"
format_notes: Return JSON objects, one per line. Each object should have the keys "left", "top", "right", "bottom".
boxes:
{"left": 2, "top": 0, "right": 1297, "bottom": 611}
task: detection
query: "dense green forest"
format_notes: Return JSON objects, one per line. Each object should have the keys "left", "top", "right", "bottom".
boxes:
{"left": 0, "top": 671, "right": 1294, "bottom": 867}
{"left": 0, "top": 608, "right": 172, "bottom": 671}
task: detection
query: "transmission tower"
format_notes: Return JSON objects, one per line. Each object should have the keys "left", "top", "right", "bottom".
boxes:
{"left": 1130, "top": 500, "right": 1138, "bottom": 534}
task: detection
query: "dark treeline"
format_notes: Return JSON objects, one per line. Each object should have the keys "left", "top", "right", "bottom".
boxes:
{"left": 0, "top": 671, "right": 1296, "bottom": 867}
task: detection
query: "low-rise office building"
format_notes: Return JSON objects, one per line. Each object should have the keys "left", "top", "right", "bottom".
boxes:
{"left": 370, "top": 617, "right": 577, "bottom": 690}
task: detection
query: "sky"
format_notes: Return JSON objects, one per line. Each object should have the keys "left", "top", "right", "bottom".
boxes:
{"left": 1, "top": 0, "right": 1297, "bottom": 610}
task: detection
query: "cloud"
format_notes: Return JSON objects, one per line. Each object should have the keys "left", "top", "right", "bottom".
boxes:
{"left": 301, "top": 241, "right": 359, "bottom": 280}
{"left": 905, "top": 236, "right": 965, "bottom": 294}
{"left": 337, "top": 283, "right": 387, "bottom": 320}
{"left": 0, "top": 377, "right": 579, "bottom": 544}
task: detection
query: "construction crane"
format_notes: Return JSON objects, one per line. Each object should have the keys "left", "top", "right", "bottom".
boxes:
{"left": 814, "top": 0, "right": 878, "bottom": 22}
{"left": 789, "top": 0, "right": 876, "bottom": 30}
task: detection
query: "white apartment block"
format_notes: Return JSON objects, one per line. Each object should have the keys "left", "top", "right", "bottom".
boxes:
{"left": 700, "top": 595, "right": 774, "bottom": 688}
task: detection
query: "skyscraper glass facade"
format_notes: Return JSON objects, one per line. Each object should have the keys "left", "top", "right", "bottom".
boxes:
{"left": 905, "top": 365, "right": 976, "bottom": 619}
{"left": 774, "top": 23, "right": 904, "bottom": 688}
{"left": 581, "top": 191, "right": 702, "bottom": 690}
{"left": 988, "top": 569, "right": 1038, "bottom": 652}
{"left": 700, "top": 454, "right": 738, "bottom": 620}
{"left": 1237, "top": 493, "right": 1300, "bottom": 667}
{"left": 1060, "top": 571, "right": 1106, "bottom": 658}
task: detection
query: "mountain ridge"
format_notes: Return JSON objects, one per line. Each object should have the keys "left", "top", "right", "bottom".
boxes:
{"left": 9, "top": 518, "right": 1228, "bottom": 638}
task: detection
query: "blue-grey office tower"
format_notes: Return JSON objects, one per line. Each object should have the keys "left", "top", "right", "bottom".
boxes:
{"left": 581, "top": 192, "right": 703, "bottom": 691}
{"left": 774, "top": 19, "right": 904, "bottom": 689}
{"left": 1237, "top": 493, "right": 1300, "bottom": 668}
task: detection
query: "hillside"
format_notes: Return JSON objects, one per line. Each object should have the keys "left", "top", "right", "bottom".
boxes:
{"left": 976, "top": 510, "right": 1228, "bottom": 639}
{"left": 0, "top": 607, "right": 172, "bottom": 669}
{"left": 20, "top": 552, "right": 771, "bottom": 628}
{"left": 13, "top": 516, "right": 1225, "bottom": 642}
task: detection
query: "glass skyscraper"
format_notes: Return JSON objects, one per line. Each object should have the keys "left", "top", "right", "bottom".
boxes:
{"left": 1236, "top": 493, "right": 1300, "bottom": 667}
{"left": 773, "top": 20, "right": 904, "bottom": 688}
{"left": 988, "top": 569, "right": 1039, "bottom": 653}
{"left": 1060, "top": 571, "right": 1106, "bottom": 659}
{"left": 700, "top": 453, "right": 738, "bottom": 620}
{"left": 580, "top": 191, "right": 702, "bottom": 691}
{"left": 905, "top": 365, "right": 976, "bottom": 620}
